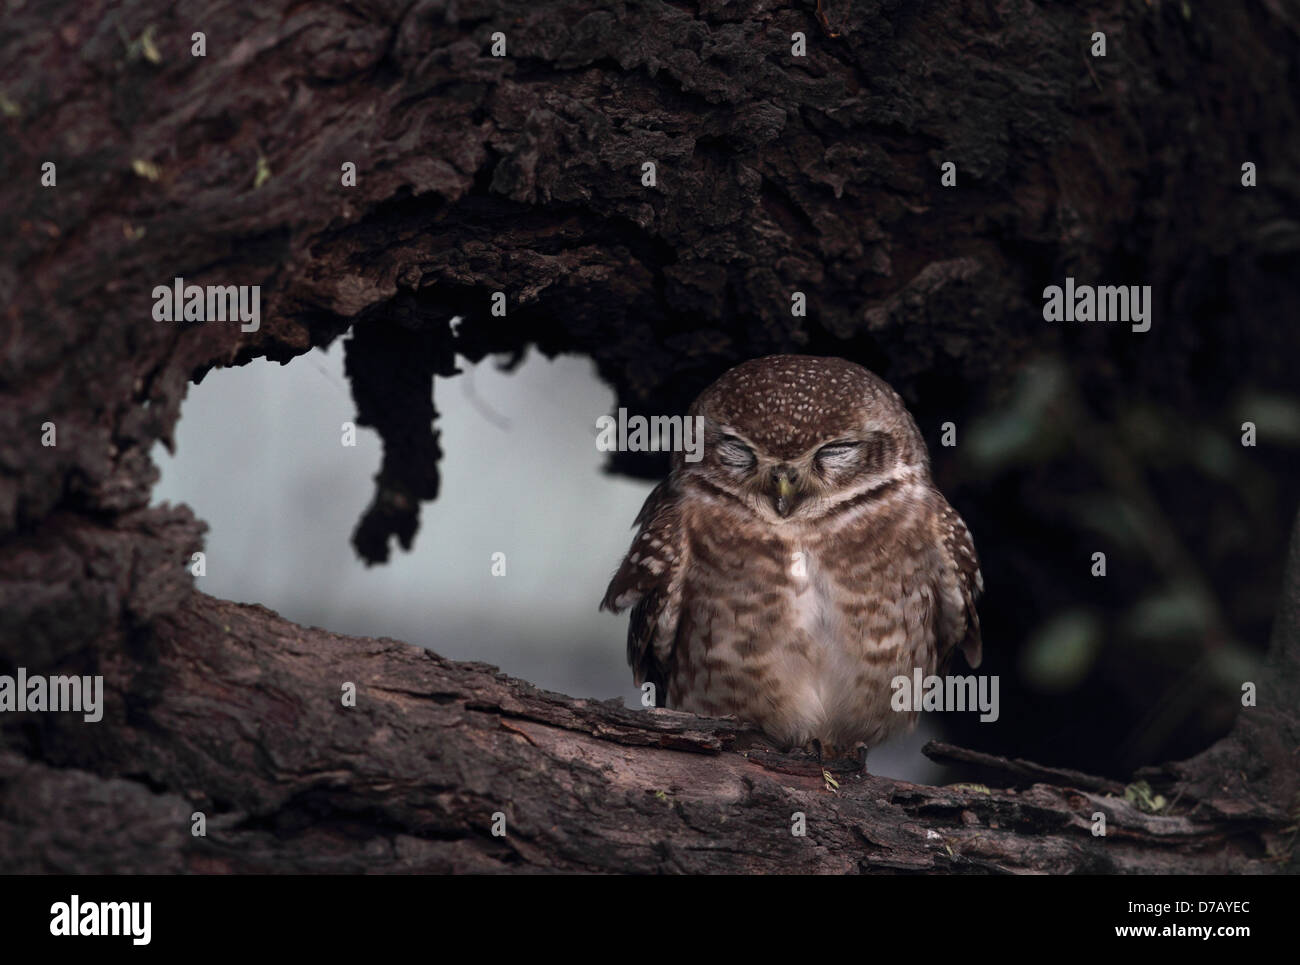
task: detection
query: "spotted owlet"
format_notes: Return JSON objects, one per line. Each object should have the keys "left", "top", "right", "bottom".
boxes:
{"left": 601, "top": 355, "right": 983, "bottom": 761}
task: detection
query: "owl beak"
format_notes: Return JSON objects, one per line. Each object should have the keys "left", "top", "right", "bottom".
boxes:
{"left": 771, "top": 467, "right": 802, "bottom": 517}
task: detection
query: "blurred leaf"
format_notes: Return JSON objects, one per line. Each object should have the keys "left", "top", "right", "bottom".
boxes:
{"left": 1191, "top": 432, "right": 1240, "bottom": 480}
{"left": 1118, "top": 405, "right": 1171, "bottom": 456}
{"left": 1073, "top": 495, "right": 1155, "bottom": 551}
{"left": 1123, "top": 584, "right": 1214, "bottom": 641}
{"left": 1205, "top": 644, "right": 1260, "bottom": 689}
{"left": 1236, "top": 392, "right": 1300, "bottom": 446}
{"left": 1125, "top": 780, "right": 1167, "bottom": 813}
{"left": 967, "top": 409, "right": 1038, "bottom": 468}
{"left": 968, "top": 359, "right": 1067, "bottom": 470}
{"left": 1020, "top": 609, "right": 1103, "bottom": 692}
{"left": 131, "top": 158, "right": 161, "bottom": 182}
{"left": 140, "top": 25, "right": 162, "bottom": 64}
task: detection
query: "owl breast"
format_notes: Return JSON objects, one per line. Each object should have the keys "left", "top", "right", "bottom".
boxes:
{"left": 667, "top": 505, "right": 938, "bottom": 754}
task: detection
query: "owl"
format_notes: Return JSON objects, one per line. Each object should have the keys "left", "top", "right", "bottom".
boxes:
{"left": 601, "top": 355, "right": 983, "bottom": 763}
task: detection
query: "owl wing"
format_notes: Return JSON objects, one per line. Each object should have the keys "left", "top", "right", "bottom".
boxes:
{"left": 600, "top": 478, "right": 687, "bottom": 707}
{"left": 931, "top": 495, "right": 984, "bottom": 669}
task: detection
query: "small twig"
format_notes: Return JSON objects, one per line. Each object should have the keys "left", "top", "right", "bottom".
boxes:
{"left": 500, "top": 719, "right": 538, "bottom": 747}
{"left": 1083, "top": 55, "right": 1103, "bottom": 93}
{"left": 815, "top": 0, "right": 841, "bottom": 38}
{"left": 923, "top": 740, "right": 1125, "bottom": 794}
{"left": 459, "top": 363, "right": 512, "bottom": 431}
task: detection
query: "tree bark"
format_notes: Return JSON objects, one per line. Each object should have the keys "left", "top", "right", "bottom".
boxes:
{"left": 3, "top": 582, "right": 1294, "bottom": 873}
{"left": 1, "top": 0, "right": 1298, "bottom": 872}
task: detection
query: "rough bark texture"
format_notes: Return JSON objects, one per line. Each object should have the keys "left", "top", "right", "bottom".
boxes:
{"left": 2, "top": 586, "right": 1294, "bottom": 873}
{"left": 1, "top": 0, "right": 1298, "bottom": 872}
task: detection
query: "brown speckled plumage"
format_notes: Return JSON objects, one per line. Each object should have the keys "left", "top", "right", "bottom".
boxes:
{"left": 602, "top": 355, "right": 982, "bottom": 758}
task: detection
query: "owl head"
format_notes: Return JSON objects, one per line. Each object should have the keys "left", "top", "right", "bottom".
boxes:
{"left": 677, "top": 355, "right": 930, "bottom": 522}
